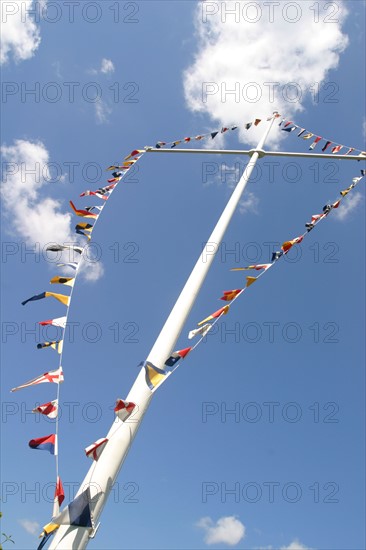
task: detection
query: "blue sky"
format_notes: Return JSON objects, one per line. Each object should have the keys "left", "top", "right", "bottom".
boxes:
{"left": 1, "top": 1, "right": 365, "bottom": 549}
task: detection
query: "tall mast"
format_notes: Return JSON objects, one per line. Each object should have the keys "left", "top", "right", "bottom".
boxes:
{"left": 49, "top": 115, "right": 277, "bottom": 549}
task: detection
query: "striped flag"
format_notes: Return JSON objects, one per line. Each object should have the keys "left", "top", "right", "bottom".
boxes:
{"left": 230, "top": 263, "right": 272, "bottom": 271}
{"left": 322, "top": 140, "right": 332, "bottom": 152}
{"left": 198, "top": 305, "right": 230, "bottom": 326}
{"left": 85, "top": 438, "right": 108, "bottom": 461}
{"left": 39, "top": 316, "right": 67, "bottom": 328}
{"left": 309, "top": 136, "right": 322, "bottom": 150}
{"left": 164, "top": 347, "right": 192, "bottom": 368}
{"left": 114, "top": 399, "right": 136, "bottom": 422}
{"left": 37, "top": 340, "right": 63, "bottom": 353}
{"left": 53, "top": 476, "right": 65, "bottom": 517}
{"left": 29, "top": 434, "right": 57, "bottom": 455}
{"left": 32, "top": 400, "right": 58, "bottom": 419}
{"left": 70, "top": 201, "right": 99, "bottom": 219}
{"left": 220, "top": 289, "right": 242, "bottom": 301}
{"left": 11, "top": 367, "right": 64, "bottom": 392}
{"left": 188, "top": 324, "right": 212, "bottom": 340}
{"left": 22, "top": 292, "right": 70, "bottom": 307}
{"left": 124, "top": 149, "right": 144, "bottom": 161}
{"left": 281, "top": 236, "right": 304, "bottom": 253}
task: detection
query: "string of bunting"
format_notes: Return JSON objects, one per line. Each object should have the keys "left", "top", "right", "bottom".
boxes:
{"left": 11, "top": 114, "right": 365, "bottom": 547}
{"left": 135, "top": 168, "right": 366, "bottom": 394}
{"left": 149, "top": 114, "right": 366, "bottom": 157}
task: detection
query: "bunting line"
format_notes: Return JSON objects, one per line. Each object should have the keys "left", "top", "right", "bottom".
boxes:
{"left": 145, "top": 113, "right": 365, "bottom": 158}
{"left": 154, "top": 169, "right": 365, "bottom": 386}
{"left": 14, "top": 114, "right": 365, "bottom": 534}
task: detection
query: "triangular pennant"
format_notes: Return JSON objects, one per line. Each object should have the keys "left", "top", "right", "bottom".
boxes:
{"left": 114, "top": 400, "right": 136, "bottom": 422}
{"left": 246, "top": 276, "right": 257, "bottom": 287}
{"left": 85, "top": 438, "right": 108, "bottom": 461}
{"left": 164, "top": 347, "right": 192, "bottom": 368}
{"left": 220, "top": 289, "right": 242, "bottom": 301}
{"left": 198, "top": 305, "right": 230, "bottom": 326}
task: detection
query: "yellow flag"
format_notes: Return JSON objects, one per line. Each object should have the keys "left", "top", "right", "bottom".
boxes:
{"left": 40, "top": 522, "right": 59, "bottom": 537}
{"left": 246, "top": 276, "right": 257, "bottom": 287}
{"left": 198, "top": 305, "right": 230, "bottom": 326}
{"left": 45, "top": 292, "right": 70, "bottom": 307}
{"left": 50, "top": 276, "right": 75, "bottom": 287}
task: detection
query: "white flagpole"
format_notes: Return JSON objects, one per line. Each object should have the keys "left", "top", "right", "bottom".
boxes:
{"left": 49, "top": 114, "right": 277, "bottom": 549}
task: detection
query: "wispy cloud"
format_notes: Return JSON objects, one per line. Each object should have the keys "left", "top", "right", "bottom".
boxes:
{"left": 184, "top": 1, "right": 348, "bottom": 148}
{"left": 196, "top": 516, "right": 246, "bottom": 546}
{"left": 95, "top": 100, "right": 112, "bottom": 124}
{"left": 281, "top": 540, "right": 312, "bottom": 550}
{"left": 87, "top": 58, "right": 115, "bottom": 122}
{"left": 255, "top": 538, "right": 312, "bottom": 550}
{"left": 88, "top": 58, "right": 115, "bottom": 76}
{"left": 100, "top": 58, "right": 115, "bottom": 74}
{"left": 18, "top": 518, "right": 40, "bottom": 535}
{"left": 1, "top": 0, "right": 43, "bottom": 64}
{"left": 333, "top": 191, "right": 363, "bottom": 221}
{"left": 239, "top": 191, "right": 259, "bottom": 215}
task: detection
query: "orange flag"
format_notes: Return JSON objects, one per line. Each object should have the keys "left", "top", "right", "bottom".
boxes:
{"left": 198, "top": 305, "right": 230, "bottom": 326}
{"left": 220, "top": 289, "right": 242, "bottom": 302}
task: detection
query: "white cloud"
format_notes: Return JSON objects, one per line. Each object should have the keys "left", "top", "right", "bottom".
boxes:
{"left": 239, "top": 191, "right": 259, "bottom": 215}
{"left": 1, "top": 0, "right": 43, "bottom": 64}
{"left": 197, "top": 516, "right": 246, "bottom": 546}
{"left": 19, "top": 518, "right": 40, "bottom": 535}
{"left": 255, "top": 539, "right": 311, "bottom": 550}
{"left": 333, "top": 191, "right": 363, "bottom": 221}
{"left": 88, "top": 58, "right": 115, "bottom": 76}
{"left": 184, "top": 1, "right": 348, "bottom": 148}
{"left": 100, "top": 58, "right": 115, "bottom": 74}
{"left": 1, "top": 139, "right": 104, "bottom": 281}
{"left": 79, "top": 259, "right": 105, "bottom": 282}
{"left": 1, "top": 139, "right": 73, "bottom": 244}
{"left": 281, "top": 540, "right": 312, "bottom": 550}
{"left": 95, "top": 100, "right": 112, "bottom": 124}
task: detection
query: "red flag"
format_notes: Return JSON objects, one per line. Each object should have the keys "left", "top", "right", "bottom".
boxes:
{"left": 322, "top": 141, "right": 332, "bottom": 152}
{"left": 309, "top": 136, "right": 322, "bottom": 150}
{"left": 53, "top": 476, "right": 65, "bottom": 516}
{"left": 220, "top": 289, "right": 242, "bottom": 301}
{"left": 69, "top": 201, "right": 98, "bottom": 219}
{"left": 11, "top": 367, "right": 64, "bottom": 392}
{"left": 164, "top": 347, "right": 192, "bottom": 367}
{"left": 32, "top": 400, "right": 58, "bottom": 419}
{"left": 114, "top": 400, "right": 136, "bottom": 422}
{"left": 198, "top": 305, "right": 230, "bottom": 326}
{"left": 124, "top": 149, "right": 144, "bottom": 161}
{"left": 85, "top": 438, "right": 108, "bottom": 461}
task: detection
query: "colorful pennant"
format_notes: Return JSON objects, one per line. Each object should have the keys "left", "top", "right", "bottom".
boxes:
{"left": 11, "top": 367, "right": 64, "bottom": 392}
{"left": 29, "top": 434, "right": 57, "bottom": 455}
